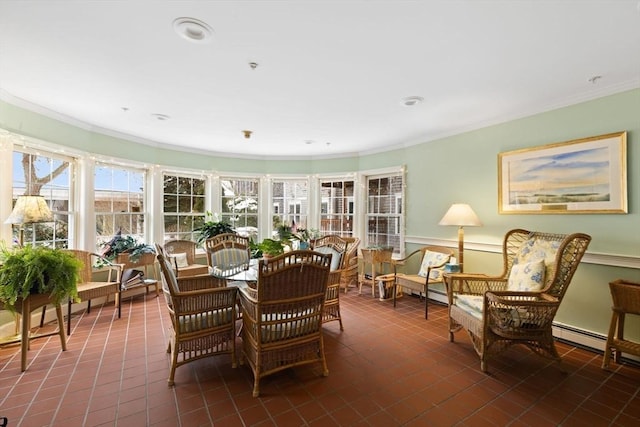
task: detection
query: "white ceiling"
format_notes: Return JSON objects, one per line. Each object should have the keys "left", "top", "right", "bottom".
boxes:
{"left": 1, "top": 1, "right": 639, "bottom": 159}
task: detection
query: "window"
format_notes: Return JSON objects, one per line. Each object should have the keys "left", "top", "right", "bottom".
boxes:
{"left": 11, "top": 149, "right": 73, "bottom": 248}
{"left": 271, "top": 179, "right": 308, "bottom": 232}
{"left": 366, "top": 173, "right": 403, "bottom": 256}
{"left": 95, "top": 163, "right": 146, "bottom": 248}
{"left": 221, "top": 178, "right": 259, "bottom": 239}
{"left": 319, "top": 179, "right": 354, "bottom": 236}
{"left": 163, "top": 173, "right": 206, "bottom": 242}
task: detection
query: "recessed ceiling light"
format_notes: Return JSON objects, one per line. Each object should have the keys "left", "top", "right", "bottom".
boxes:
{"left": 305, "top": 140, "right": 315, "bottom": 145}
{"left": 173, "top": 17, "right": 213, "bottom": 44}
{"left": 401, "top": 96, "right": 424, "bottom": 107}
{"left": 152, "top": 113, "right": 170, "bottom": 121}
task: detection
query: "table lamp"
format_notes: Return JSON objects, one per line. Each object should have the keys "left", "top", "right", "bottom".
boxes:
{"left": 4, "top": 195, "right": 54, "bottom": 246}
{"left": 438, "top": 203, "right": 482, "bottom": 272}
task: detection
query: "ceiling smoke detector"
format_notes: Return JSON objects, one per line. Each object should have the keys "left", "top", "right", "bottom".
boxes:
{"left": 152, "top": 113, "right": 170, "bottom": 121}
{"left": 401, "top": 96, "right": 424, "bottom": 107}
{"left": 173, "top": 17, "right": 213, "bottom": 44}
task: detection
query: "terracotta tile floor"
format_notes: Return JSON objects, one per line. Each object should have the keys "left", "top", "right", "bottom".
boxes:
{"left": 1, "top": 290, "right": 639, "bottom": 426}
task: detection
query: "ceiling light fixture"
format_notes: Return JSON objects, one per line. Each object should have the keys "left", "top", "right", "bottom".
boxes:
{"left": 242, "top": 130, "right": 253, "bottom": 139}
{"left": 173, "top": 17, "right": 213, "bottom": 44}
{"left": 401, "top": 96, "right": 424, "bottom": 107}
{"left": 152, "top": 113, "right": 170, "bottom": 121}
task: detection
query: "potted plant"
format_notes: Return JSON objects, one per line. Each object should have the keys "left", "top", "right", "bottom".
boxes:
{"left": 99, "top": 232, "right": 155, "bottom": 265}
{"left": 194, "top": 212, "right": 235, "bottom": 245}
{"left": 0, "top": 243, "right": 82, "bottom": 312}
{"left": 257, "top": 238, "right": 284, "bottom": 259}
{"left": 293, "top": 228, "right": 312, "bottom": 250}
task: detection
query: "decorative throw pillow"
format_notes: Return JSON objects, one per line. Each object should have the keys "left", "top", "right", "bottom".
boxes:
{"left": 507, "top": 259, "right": 546, "bottom": 292}
{"left": 515, "top": 238, "right": 560, "bottom": 267}
{"left": 170, "top": 252, "right": 189, "bottom": 268}
{"left": 418, "top": 250, "right": 450, "bottom": 278}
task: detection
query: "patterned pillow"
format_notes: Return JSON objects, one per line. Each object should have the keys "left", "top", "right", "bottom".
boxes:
{"left": 418, "top": 250, "right": 450, "bottom": 278}
{"left": 515, "top": 238, "right": 560, "bottom": 267}
{"left": 508, "top": 259, "right": 546, "bottom": 292}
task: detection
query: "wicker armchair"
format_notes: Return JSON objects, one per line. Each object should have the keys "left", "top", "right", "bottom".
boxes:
{"left": 340, "top": 237, "right": 360, "bottom": 293}
{"left": 312, "top": 235, "right": 349, "bottom": 330}
{"left": 163, "top": 239, "right": 209, "bottom": 277}
{"left": 602, "top": 279, "right": 640, "bottom": 369}
{"left": 204, "top": 233, "right": 251, "bottom": 278}
{"left": 63, "top": 250, "right": 123, "bottom": 336}
{"left": 156, "top": 244, "right": 237, "bottom": 386}
{"left": 238, "top": 250, "right": 331, "bottom": 397}
{"left": 445, "top": 229, "right": 591, "bottom": 372}
{"left": 391, "top": 246, "right": 454, "bottom": 319}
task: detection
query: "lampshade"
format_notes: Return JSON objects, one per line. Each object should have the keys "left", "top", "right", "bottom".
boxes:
{"left": 438, "top": 203, "right": 482, "bottom": 227}
{"left": 4, "top": 195, "right": 54, "bottom": 225}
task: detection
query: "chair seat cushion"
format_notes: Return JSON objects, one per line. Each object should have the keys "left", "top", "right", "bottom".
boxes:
{"left": 455, "top": 294, "right": 484, "bottom": 320}
{"left": 418, "top": 251, "right": 450, "bottom": 278}
{"left": 260, "top": 310, "right": 319, "bottom": 342}
{"left": 178, "top": 307, "right": 234, "bottom": 333}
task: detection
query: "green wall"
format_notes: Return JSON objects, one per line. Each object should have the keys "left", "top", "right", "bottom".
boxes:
{"left": 1, "top": 89, "right": 639, "bottom": 342}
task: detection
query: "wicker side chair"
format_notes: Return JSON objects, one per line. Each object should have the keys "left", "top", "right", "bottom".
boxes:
{"left": 445, "top": 229, "right": 591, "bottom": 372}
{"left": 63, "top": 249, "right": 123, "bottom": 336}
{"left": 391, "top": 246, "right": 454, "bottom": 319}
{"left": 312, "top": 235, "right": 349, "bottom": 330}
{"left": 602, "top": 279, "right": 640, "bottom": 369}
{"left": 239, "top": 250, "right": 331, "bottom": 397}
{"left": 164, "top": 239, "right": 209, "bottom": 277}
{"left": 155, "top": 244, "right": 237, "bottom": 386}
{"left": 204, "top": 233, "right": 251, "bottom": 278}
{"left": 340, "top": 237, "right": 360, "bottom": 293}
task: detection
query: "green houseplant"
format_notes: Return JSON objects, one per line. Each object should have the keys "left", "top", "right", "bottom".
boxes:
{"left": 100, "top": 233, "right": 155, "bottom": 264}
{"left": 194, "top": 212, "right": 235, "bottom": 245}
{"left": 257, "top": 238, "right": 285, "bottom": 258}
{"left": 0, "top": 244, "right": 82, "bottom": 312}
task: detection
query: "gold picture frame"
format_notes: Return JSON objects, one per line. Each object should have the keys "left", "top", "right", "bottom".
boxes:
{"left": 498, "top": 131, "right": 627, "bottom": 214}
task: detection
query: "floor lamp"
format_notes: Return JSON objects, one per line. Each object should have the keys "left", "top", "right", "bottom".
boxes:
{"left": 438, "top": 203, "right": 482, "bottom": 272}
{"left": 4, "top": 195, "right": 54, "bottom": 247}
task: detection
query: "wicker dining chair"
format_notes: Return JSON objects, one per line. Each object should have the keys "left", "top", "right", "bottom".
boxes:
{"left": 204, "top": 233, "right": 251, "bottom": 278}
{"left": 155, "top": 244, "right": 237, "bottom": 386}
{"left": 312, "top": 235, "right": 349, "bottom": 330}
{"left": 163, "top": 239, "right": 209, "bottom": 277}
{"left": 602, "top": 279, "right": 640, "bottom": 369}
{"left": 445, "top": 229, "right": 591, "bottom": 372}
{"left": 238, "top": 250, "right": 332, "bottom": 397}
{"left": 63, "top": 249, "right": 123, "bottom": 336}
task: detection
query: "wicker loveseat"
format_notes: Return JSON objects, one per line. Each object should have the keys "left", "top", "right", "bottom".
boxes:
{"left": 445, "top": 229, "right": 591, "bottom": 372}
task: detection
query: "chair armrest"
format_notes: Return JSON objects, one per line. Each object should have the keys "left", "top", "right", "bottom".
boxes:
{"left": 392, "top": 249, "right": 422, "bottom": 274}
{"left": 444, "top": 273, "right": 506, "bottom": 305}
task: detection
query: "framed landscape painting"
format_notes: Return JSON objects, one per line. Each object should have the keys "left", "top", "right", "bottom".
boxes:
{"left": 498, "top": 131, "right": 627, "bottom": 214}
